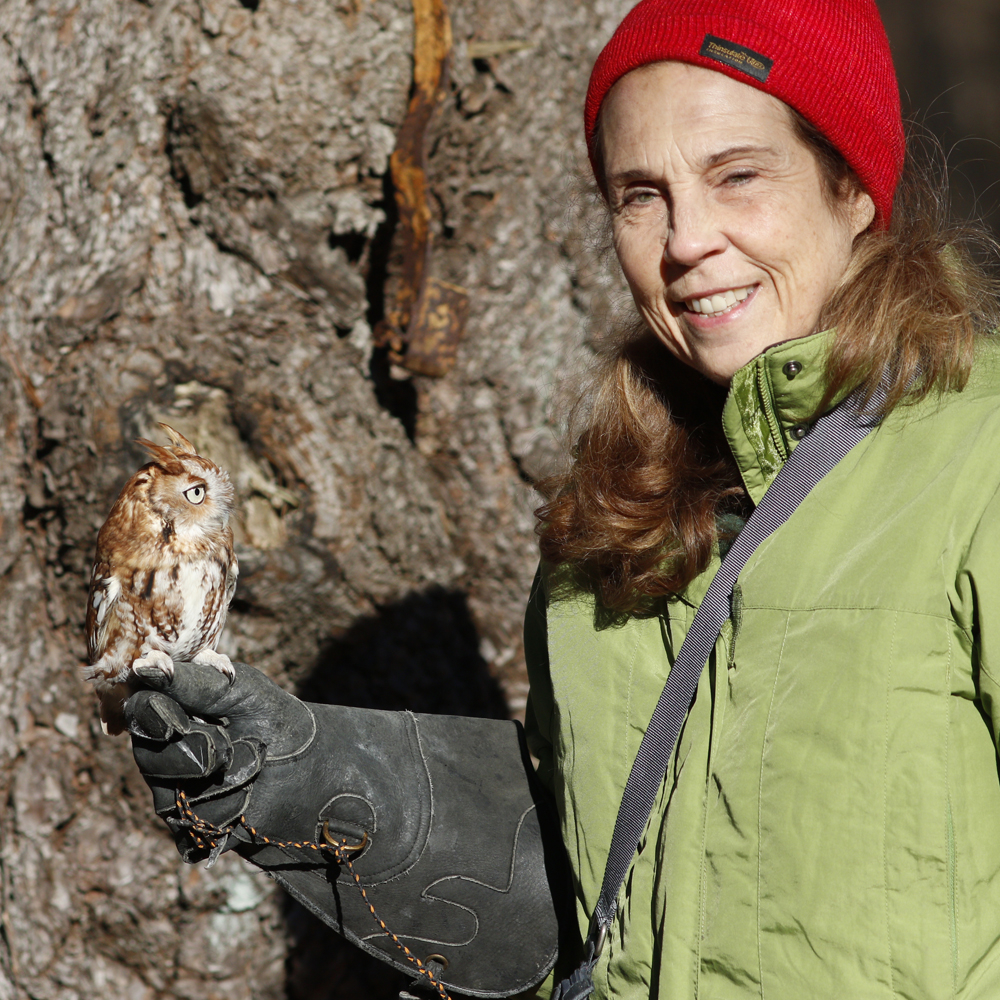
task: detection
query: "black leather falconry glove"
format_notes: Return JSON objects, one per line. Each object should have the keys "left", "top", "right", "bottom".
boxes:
{"left": 125, "top": 661, "right": 567, "bottom": 999}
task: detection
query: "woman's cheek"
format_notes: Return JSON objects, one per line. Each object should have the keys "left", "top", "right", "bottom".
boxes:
{"left": 615, "top": 226, "right": 663, "bottom": 292}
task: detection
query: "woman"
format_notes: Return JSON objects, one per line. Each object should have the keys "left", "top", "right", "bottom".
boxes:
{"left": 126, "top": 0, "right": 1000, "bottom": 997}
{"left": 527, "top": 0, "right": 1000, "bottom": 996}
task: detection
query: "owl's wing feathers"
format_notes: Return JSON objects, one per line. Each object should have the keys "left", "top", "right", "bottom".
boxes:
{"left": 85, "top": 563, "right": 122, "bottom": 663}
{"left": 88, "top": 568, "right": 118, "bottom": 626}
{"left": 224, "top": 534, "right": 239, "bottom": 608}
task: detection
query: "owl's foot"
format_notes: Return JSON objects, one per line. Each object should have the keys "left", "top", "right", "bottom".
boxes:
{"left": 192, "top": 648, "right": 236, "bottom": 684}
{"left": 133, "top": 649, "right": 175, "bottom": 681}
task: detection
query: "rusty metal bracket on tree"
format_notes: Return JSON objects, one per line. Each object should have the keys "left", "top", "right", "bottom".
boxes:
{"left": 374, "top": 0, "right": 469, "bottom": 378}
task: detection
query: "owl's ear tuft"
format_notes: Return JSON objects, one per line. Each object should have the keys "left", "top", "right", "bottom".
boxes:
{"left": 136, "top": 438, "right": 185, "bottom": 475}
{"left": 158, "top": 423, "right": 199, "bottom": 457}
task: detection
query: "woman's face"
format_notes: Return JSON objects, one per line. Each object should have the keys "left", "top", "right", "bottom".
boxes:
{"left": 600, "top": 61, "right": 876, "bottom": 385}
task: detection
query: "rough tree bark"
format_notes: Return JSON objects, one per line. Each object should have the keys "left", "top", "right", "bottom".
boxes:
{"left": 0, "top": 0, "right": 630, "bottom": 996}
{"left": 0, "top": 1, "right": 996, "bottom": 999}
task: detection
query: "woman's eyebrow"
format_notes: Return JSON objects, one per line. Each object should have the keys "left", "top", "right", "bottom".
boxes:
{"left": 605, "top": 166, "right": 659, "bottom": 185}
{"left": 606, "top": 144, "right": 780, "bottom": 185}
{"left": 703, "top": 144, "right": 778, "bottom": 167}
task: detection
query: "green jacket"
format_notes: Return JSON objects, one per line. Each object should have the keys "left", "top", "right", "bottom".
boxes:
{"left": 525, "top": 330, "right": 1000, "bottom": 999}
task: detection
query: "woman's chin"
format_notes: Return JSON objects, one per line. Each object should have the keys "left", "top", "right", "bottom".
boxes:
{"left": 681, "top": 334, "right": 785, "bottom": 385}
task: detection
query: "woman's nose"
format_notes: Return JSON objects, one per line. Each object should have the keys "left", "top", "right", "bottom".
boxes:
{"left": 664, "top": 194, "right": 727, "bottom": 266}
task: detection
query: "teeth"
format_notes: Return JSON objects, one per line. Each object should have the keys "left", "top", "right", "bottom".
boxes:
{"left": 686, "top": 285, "right": 753, "bottom": 316}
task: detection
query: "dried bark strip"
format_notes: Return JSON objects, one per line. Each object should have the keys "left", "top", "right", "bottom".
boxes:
{"left": 376, "top": 0, "right": 469, "bottom": 377}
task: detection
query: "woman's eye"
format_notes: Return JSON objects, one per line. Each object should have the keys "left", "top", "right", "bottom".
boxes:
{"left": 724, "top": 170, "right": 756, "bottom": 186}
{"left": 620, "top": 188, "right": 658, "bottom": 208}
{"left": 184, "top": 485, "right": 206, "bottom": 505}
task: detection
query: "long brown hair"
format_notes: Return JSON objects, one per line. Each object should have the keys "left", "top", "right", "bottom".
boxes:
{"left": 536, "top": 115, "right": 1000, "bottom": 615}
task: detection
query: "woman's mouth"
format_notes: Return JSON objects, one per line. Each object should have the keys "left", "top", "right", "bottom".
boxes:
{"left": 681, "top": 284, "right": 757, "bottom": 318}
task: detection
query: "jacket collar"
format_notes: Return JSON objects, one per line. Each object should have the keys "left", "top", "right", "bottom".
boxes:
{"left": 722, "top": 329, "right": 838, "bottom": 504}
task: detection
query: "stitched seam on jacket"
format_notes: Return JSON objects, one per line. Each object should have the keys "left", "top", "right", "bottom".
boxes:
{"left": 882, "top": 611, "right": 898, "bottom": 998}
{"left": 946, "top": 631, "right": 959, "bottom": 997}
{"left": 739, "top": 603, "right": 959, "bottom": 623}
{"left": 696, "top": 675, "right": 712, "bottom": 1000}
{"left": 755, "top": 356, "right": 787, "bottom": 464}
{"left": 756, "top": 610, "right": 791, "bottom": 1000}
{"left": 697, "top": 637, "right": 730, "bottom": 1000}
{"left": 603, "top": 629, "right": 645, "bottom": 998}
{"left": 740, "top": 604, "right": 975, "bottom": 649}
{"left": 623, "top": 625, "right": 640, "bottom": 774}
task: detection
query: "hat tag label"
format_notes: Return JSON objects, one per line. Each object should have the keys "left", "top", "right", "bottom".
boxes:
{"left": 700, "top": 34, "right": 773, "bottom": 83}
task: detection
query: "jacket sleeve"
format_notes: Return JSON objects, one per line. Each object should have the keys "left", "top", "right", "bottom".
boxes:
{"left": 954, "top": 483, "right": 1000, "bottom": 747}
{"left": 524, "top": 564, "right": 556, "bottom": 794}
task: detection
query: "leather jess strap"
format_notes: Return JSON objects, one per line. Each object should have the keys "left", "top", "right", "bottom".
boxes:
{"left": 553, "top": 379, "right": 889, "bottom": 1000}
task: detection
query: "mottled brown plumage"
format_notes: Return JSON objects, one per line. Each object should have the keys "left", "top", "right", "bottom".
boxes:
{"left": 85, "top": 424, "right": 239, "bottom": 734}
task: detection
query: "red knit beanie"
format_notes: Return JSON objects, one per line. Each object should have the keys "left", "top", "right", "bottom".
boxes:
{"left": 585, "top": 0, "right": 905, "bottom": 227}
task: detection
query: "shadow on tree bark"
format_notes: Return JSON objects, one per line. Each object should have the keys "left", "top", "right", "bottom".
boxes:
{"left": 285, "top": 586, "right": 509, "bottom": 999}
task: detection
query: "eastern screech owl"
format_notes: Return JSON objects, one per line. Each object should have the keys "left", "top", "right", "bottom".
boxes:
{"left": 85, "top": 423, "right": 239, "bottom": 735}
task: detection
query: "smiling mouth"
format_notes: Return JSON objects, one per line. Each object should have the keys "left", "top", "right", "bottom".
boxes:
{"left": 680, "top": 285, "right": 756, "bottom": 318}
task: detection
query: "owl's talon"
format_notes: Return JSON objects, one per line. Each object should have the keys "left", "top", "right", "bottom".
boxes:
{"left": 192, "top": 648, "right": 236, "bottom": 683}
{"left": 133, "top": 649, "right": 175, "bottom": 680}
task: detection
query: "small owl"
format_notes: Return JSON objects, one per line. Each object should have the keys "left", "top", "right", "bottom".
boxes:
{"left": 85, "top": 423, "right": 239, "bottom": 735}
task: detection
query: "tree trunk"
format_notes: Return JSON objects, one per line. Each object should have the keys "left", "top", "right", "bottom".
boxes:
{"left": 0, "top": 0, "right": 630, "bottom": 995}
{"left": 0, "top": 0, "right": 995, "bottom": 997}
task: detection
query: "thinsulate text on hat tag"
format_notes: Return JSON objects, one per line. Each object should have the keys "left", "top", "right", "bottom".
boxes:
{"left": 700, "top": 34, "right": 773, "bottom": 83}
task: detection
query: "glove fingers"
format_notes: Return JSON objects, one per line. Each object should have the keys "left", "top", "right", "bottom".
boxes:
{"left": 132, "top": 661, "right": 316, "bottom": 760}
{"left": 126, "top": 690, "right": 193, "bottom": 741}
{"left": 139, "top": 735, "right": 266, "bottom": 864}
{"left": 132, "top": 722, "right": 232, "bottom": 780}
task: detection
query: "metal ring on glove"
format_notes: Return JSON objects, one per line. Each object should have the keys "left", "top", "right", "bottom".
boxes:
{"left": 321, "top": 821, "right": 369, "bottom": 854}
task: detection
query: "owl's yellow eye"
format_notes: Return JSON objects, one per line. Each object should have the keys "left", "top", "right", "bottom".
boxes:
{"left": 184, "top": 485, "right": 207, "bottom": 505}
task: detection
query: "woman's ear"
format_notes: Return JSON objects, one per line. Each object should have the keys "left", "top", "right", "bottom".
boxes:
{"left": 849, "top": 189, "right": 877, "bottom": 236}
